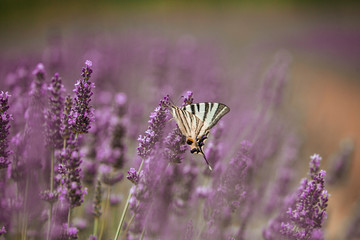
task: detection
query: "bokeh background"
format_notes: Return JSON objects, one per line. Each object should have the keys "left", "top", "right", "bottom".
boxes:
{"left": 1, "top": 1, "right": 359, "bottom": 239}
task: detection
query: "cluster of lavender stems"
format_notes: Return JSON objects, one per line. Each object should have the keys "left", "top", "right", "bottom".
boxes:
{"left": 1, "top": 35, "right": 358, "bottom": 240}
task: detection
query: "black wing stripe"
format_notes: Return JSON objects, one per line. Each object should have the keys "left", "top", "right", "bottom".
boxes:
{"left": 190, "top": 104, "right": 196, "bottom": 115}
{"left": 213, "top": 103, "right": 224, "bottom": 121}
{"left": 176, "top": 107, "right": 190, "bottom": 135}
{"left": 195, "top": 115, "right": 204, "bottom": 137}
{"left": 183, "top": 110, "right": 192, "bottom": 135}
{"left": 207, "top": 105, "right": 230, "bottom": 129}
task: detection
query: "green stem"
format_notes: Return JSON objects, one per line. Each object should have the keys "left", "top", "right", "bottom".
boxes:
{"left": 121, "top": 214, "right": 135, "bottom": 240}
{"left": 94, "top": 217, "right": 99, "bottom": 237}
{"left": 67, "top": 208, "right": 72, "bottom": 232}
{"left": 46, "top": 203, "right": 53, "bottom": 240}
{"left": 140, "top": 228, "right": 145, "bottom": 240}
{"left": 46, "top": 149, "right": 55, "bottom": 240}
{"left": 114, "top": 191, "right": 132, "bottom": 240}
{"left": 99, "top": 186, "right": 111, "bottom": 240}
{"left": 22, "top": 173, "right": 30, "bottom": 240}
{"left": 114, "top": 159, "right": 145, "bottom": 240}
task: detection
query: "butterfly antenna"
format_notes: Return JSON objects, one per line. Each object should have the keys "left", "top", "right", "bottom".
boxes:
{"left": 168, "top": 96, "right": 177, "bottom": 107}
{"left": 199, "top": 148, "right": 213, "bottom": 171}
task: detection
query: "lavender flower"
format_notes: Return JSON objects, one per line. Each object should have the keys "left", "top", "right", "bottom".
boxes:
{"left": 57, "top": 141, "right": 87, "bottom": 208}
{"left": 0, "top": 226, "right": 6, "bottom": 235}
{"left": 127, "top": 168, "right": 141, "bottom": 185}
{"left": 92, "top": 180, "right": 102, "bottom": 217}
{"left": 45, "top": 73, "right": 64, "bottom": 149}
{"left": 0, "top": 91, "right": 12, "bottom": 169}
{"left": 137, "top": 95, "right": 169, "bottom": 159}
{"left": 263, "top": 154, "right": 329, "bottom": 240}
{"left": 163, "top": 128, "right": 186, "bottom": 164}
{"left": 62, "top": 224, "right": 79, "bottom": 239}
{"left": 69, "top": 60, "right": 95, "bottom": 135}
{"left": 40, "top": 190, "right": 58, "bottom": 204}
{"left": 182, "top": 90, "right": 194, "bottom": 106}
{"left": 101, "top": 170, "right": 123, "bottom": 186}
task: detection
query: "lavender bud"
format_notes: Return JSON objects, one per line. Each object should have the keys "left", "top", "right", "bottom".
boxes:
{"left": 70, "top": 60, "right": 95, "bottom": 135}
{"left": 0, "top": 91, "right": 12, "bottom": 169}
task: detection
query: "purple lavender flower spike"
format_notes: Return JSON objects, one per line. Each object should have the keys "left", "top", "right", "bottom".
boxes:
{"left": 57, "top": 143, "right": 87, "bottom": 208}
{"left": 263, "top": 154, "right": 329, "bottom": 240}
{"left": 309, "top": 153, "right": 322, "bottom": 179}
{"left": 29, "top": 62, "right": 47, "bottom": 100}
{"left": 88, "top": 235, "right": 97, "bottom": 240}
{"left": 127, "top": 168, "right": 141, "bottom": 185}
{"left": 45, "top": 73, "right": 65, "bottom": 149}
{"left": 0, "top": 226, "right": 6, "bottom": 235}
{"left": 182, "top": 90, "right": 194, "bottom": 106}
{"left": 101, "top": 171, "right": 124, "bottom": 186}
{"left": 137, "top": 95, "right": 169, "bottom": 159}
{"left": 163, "top": 128, "right": 186, "bottom": 164}
{"left": 92, "top": 180, "right": 102, "bottom": 217}
{"left": 70, "top": 60, "right": 95, "bottom": 135}
{"left": 0, "top": 91, "right": 12, "bottom": 169}
{"left": 66, "top": 224, "right": 79, "bottom": 239}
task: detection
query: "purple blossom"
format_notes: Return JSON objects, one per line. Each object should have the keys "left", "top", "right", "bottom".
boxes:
{"left": 309, "top": 153, "right": 322, "bottom": 179}
{"left": 0, "top": 226, "right": 6, "bottom": 235}
{"left": 182, "top": 90, "right": 194, "bottom": 106}
{"left": 45, "top": 73, "right": 64, "bottom": 149}
{"left": 101, "top": 170, "right": 123, "bottom": 186}
{"left": 92, "top": 180, "right": 102, "bottom": 217}
{"left": 263, "top": 154, "right": 329, "bottom": 240}
{"left": 70, "top": 60, "right": 95, "bottom": 134}
{"left": 137, "top": 95, "right": 170, "bottom": 159}
{"left": 65, "top": 224, "right": 79, "bottom": 239}
{"left": 0, "top": 91, "right": 12, "bottom": 169}
{"left": 57, "top": 140, "right": 87, "bottom": 208}
{"left": 40, "top": 190, "right": 58, "bottom": 204}
{"left": 127, "top": 168, "right": 141, "bottom": 185}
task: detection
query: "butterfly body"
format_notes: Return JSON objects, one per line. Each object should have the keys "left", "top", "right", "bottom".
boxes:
{"left": 170, "top": 102, "right": 230, "bottom": 170}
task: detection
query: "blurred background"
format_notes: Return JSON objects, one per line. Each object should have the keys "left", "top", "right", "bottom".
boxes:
{"left": 0, "top": 1, "right": 359, "bottom": 239}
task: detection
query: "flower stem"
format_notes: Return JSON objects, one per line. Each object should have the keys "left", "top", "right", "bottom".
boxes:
{"left": 114, "top": 190, "right": 132, "bottom": 240}
{"left": 121, "top": 214, "right": 135, "bottom": 240}
{"left": 140, "top": 228, "right": 145, "bottom": 240}
{"left": 46, "top": 149, "right": 55, "bottom": 240}
{"left": 67, "top": 207, "right": 72, "bottom": 238}
{"left": 21, "top": 173, "right": 30, "bottom": 240}
{"left": 93, "top": 217, "right": 99, "bottom": 237}
{"left": 99, "top": 186, "right": 111, "bottom": 240}
{"left": 114, "top": 159, "right": 145, "bottom": 240}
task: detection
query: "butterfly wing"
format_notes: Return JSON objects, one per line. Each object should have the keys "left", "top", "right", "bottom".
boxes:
{"left": 182, "top": 102, "right": 230, "bottom": 137}
{"left": 170, "top": 105, "right": 202, "bottom": 141}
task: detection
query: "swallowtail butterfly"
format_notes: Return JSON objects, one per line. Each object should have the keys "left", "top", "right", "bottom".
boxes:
{"left": 170, "top": 102, "right": 230, "bottom": 171}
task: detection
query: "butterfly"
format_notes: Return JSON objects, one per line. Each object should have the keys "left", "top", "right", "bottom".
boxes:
{"left": 170, "top": 102, "right": 230, "bottom": 170}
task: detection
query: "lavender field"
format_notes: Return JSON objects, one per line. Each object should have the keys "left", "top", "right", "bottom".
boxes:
{"left": 0, "top": 1, "right": 359, "bottom": 240}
